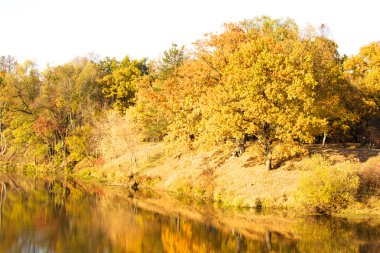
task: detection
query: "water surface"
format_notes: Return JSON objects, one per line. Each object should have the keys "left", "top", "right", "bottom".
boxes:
{"left": 0, "top": 176, "right": 379, "bottom": 252}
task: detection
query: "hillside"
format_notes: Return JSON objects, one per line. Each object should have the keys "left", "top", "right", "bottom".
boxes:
{"left": 77, "top": 142, "right": 380, "bottom": 215}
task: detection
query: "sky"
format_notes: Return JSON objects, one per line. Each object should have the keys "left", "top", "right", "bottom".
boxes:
{"left": 0, "top": 0, "right": 379, "bottom": 69}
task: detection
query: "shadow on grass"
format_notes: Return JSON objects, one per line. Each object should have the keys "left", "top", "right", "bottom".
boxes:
{"left": 307, "top": 143, "right": 380, "bottom": 163}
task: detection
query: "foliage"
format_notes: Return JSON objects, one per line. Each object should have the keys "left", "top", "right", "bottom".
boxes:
{"left": 302, "top": 32, "right": 364, "bottom": 142}
{"left": 38, "top": 59, "right": 103, "bottom": 166}
{"left": 65, "top": 124, "right": 93, "bottom": 164}
{"left": 297, "top": 163, "right": 359, "bottom": 213}
{"left": 0, "top": 58, "right": 105, "bottom": 169}
{"left": 153, "top": 17, "right": 367, "bottom": 169}
{"left": 133, "top": 76, "right": 170, "bottom": 141}
{"left": 357, "top": 167, "right": 380, "bottom": 201}
{"left": 157, "top": 43, "right": 186, "bottom": 78}
{"left": 344, "top": 42, "right": 380, "bottom": 112}
{"left": 97, "top": 56, "right": 148, "bottom": 113}
{"left": 0, "top": 61, "right": 42, "bottom": 164}
{"left": 153, "top": 17, "right": 341, "bottom": 168}
{"left": 133, "top": 44, "right": 187, "bottom": 141}
{"left": 94, "top": 110, "right": 139, "bottom": 161}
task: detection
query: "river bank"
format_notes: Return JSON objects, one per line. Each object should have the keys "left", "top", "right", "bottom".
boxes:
{"left": 71, "top": 142, "right": 380, "bottom": 216}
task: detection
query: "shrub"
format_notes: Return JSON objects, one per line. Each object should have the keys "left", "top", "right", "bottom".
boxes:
{"left": 94, "top": 110, "right": 139, "bottom": 161}
{"left": 297, "top": 154, "right": 333, "bottom": 171}
{"left": 357, "top": 167, "right": 380, "bottom": 201}
{"left": 66, "top": 124, "right": 93, "bottom": 164}
{"left": 297, "top": 164, "right": 359, "bottom": 214}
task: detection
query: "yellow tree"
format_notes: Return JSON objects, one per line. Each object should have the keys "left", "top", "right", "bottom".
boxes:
{"left": 0, "top": 61, "right": 42, "bottom": 164}
{"left": 40, "top": 59, "right": 104, "bottom": 166}
{"left": 166, "top": 17, "right": 331, "bottom": 169}
{"left": 302, "top": 30, "right": 363, "bottom": 145}
{"left": 133, "top": 44, "right": 190, "bottom": 142}
{"left": 163, "top": 23, "right": 246, "bottom": 152}
{"left": 344, "top": 42, "right": 380, "bottom": 146}
{"left": 344, "top": 42, "right": 380, "bottom": 112}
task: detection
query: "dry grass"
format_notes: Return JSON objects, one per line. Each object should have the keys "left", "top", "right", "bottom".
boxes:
{"left": 140, "top": 143, "right": 380, "bottom": 213}
{"left": 213, "top": 155, "right": 302, "bottom": 208}
{"left": 137, "top": 145, "right": 303, "bottom": 209}
{"left": 79, "top": 142, "right": 165, "bottom": 183}
{"left": 74, "top": 141, "right": 380, "bottom": 214}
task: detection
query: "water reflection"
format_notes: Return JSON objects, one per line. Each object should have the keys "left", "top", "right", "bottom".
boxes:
{"left": 0, "top": 176, "right": 379, "bottom": 252}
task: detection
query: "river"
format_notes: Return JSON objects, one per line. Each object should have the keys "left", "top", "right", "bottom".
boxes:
{"left": 0, "top": 176, "right": 379, "bottom": 252}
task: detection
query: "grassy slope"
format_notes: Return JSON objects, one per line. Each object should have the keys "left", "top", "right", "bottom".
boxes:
{"left": 76, "top": 142, "right": 380, "bottom": 215}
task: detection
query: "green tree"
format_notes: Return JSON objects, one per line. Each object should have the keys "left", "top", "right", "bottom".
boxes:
{"left": 157, "top": 43, "right": 186, "bottom": 78}
{"left": 97, "top": 56, "right": 148, "bottom": 113}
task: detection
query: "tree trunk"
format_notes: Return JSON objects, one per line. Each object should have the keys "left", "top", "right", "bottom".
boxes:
{"left": 265, "top": 147, "right": 272, "bottom": 170}
{"left": 62, "top": 140, "right": 67, "bottom": 169}
{"left": 322, "top": 132, "right": 327, "bottom": 147}
{"left": 266, "top": 157, "right": 272, "bottom": 171}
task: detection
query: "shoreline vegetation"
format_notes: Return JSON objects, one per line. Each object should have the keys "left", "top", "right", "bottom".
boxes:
{"left": 1, "top": 16, "right": 380, "bottom": 216}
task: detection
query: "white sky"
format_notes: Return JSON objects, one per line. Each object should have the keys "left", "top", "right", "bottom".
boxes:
{"left": 0, "top": 0, "right": 379, "bottom": 69}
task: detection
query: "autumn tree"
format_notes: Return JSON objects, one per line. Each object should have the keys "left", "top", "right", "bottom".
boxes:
{"left": 301, "top": 29, "right": 364, "bottom": 145}
{"left": 162, "top": 17, "right": 349, "bottom": 169}
{"left": 0, "top": 17, "right": 374, "bottom": 171}
{"left": 0, "top": 60, "right": 42, "bottom": 163}
{"left": 37, "top": 58, "right": 104, "bottom": 167}
{"left": 97, "top": 56, "right": 148, "bottom": 113}
{"left": 0, "top": 55, "right": 148, "bottom": 169}
{"left": 343, "top": 42, "right": 380, "bottom": 146}
{"left": 0, "top": 56, "right": 17, "bottom": 155}
{"left": 344, "top": 42, "right": 380, "bottom": 113}
{"left": 133, "top": 44, "right": 187, "bottom": 141}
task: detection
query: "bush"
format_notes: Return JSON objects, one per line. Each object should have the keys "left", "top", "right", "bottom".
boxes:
{"left": 297, "top": 154, "right": 333, "bottom": 171}
{"left": 94, "top": 110, "right": 139, "bottom": 161}
{"left": 297, "top": 164, "right": 359, "bottom": 214}
{"left": 357, "top": 167, "right": 380, "bottom": 201}
{"left": 66, "top": 124, "right": 93, "bottom": 163}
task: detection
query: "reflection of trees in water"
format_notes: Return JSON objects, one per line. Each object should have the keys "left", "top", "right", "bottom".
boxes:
{"left": 160, "top": 217, "right": 302, "bottom": 253}
{"left": 0, "top": 177, "right": 114, "bottom": 252}
{"left": 295, "top": 217, "right": 369, "bottom": 253}
{"left": 0, "top": 176, "right": 167, "bottom": 252}
{"left": 353, "top": 221, "right": 380, "bottom": 253}
{"left": 0, "top": 176, "right": 379, "bottom": 253}
{"left": 0, "top": 181, "right": 6, "bottom": 230}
